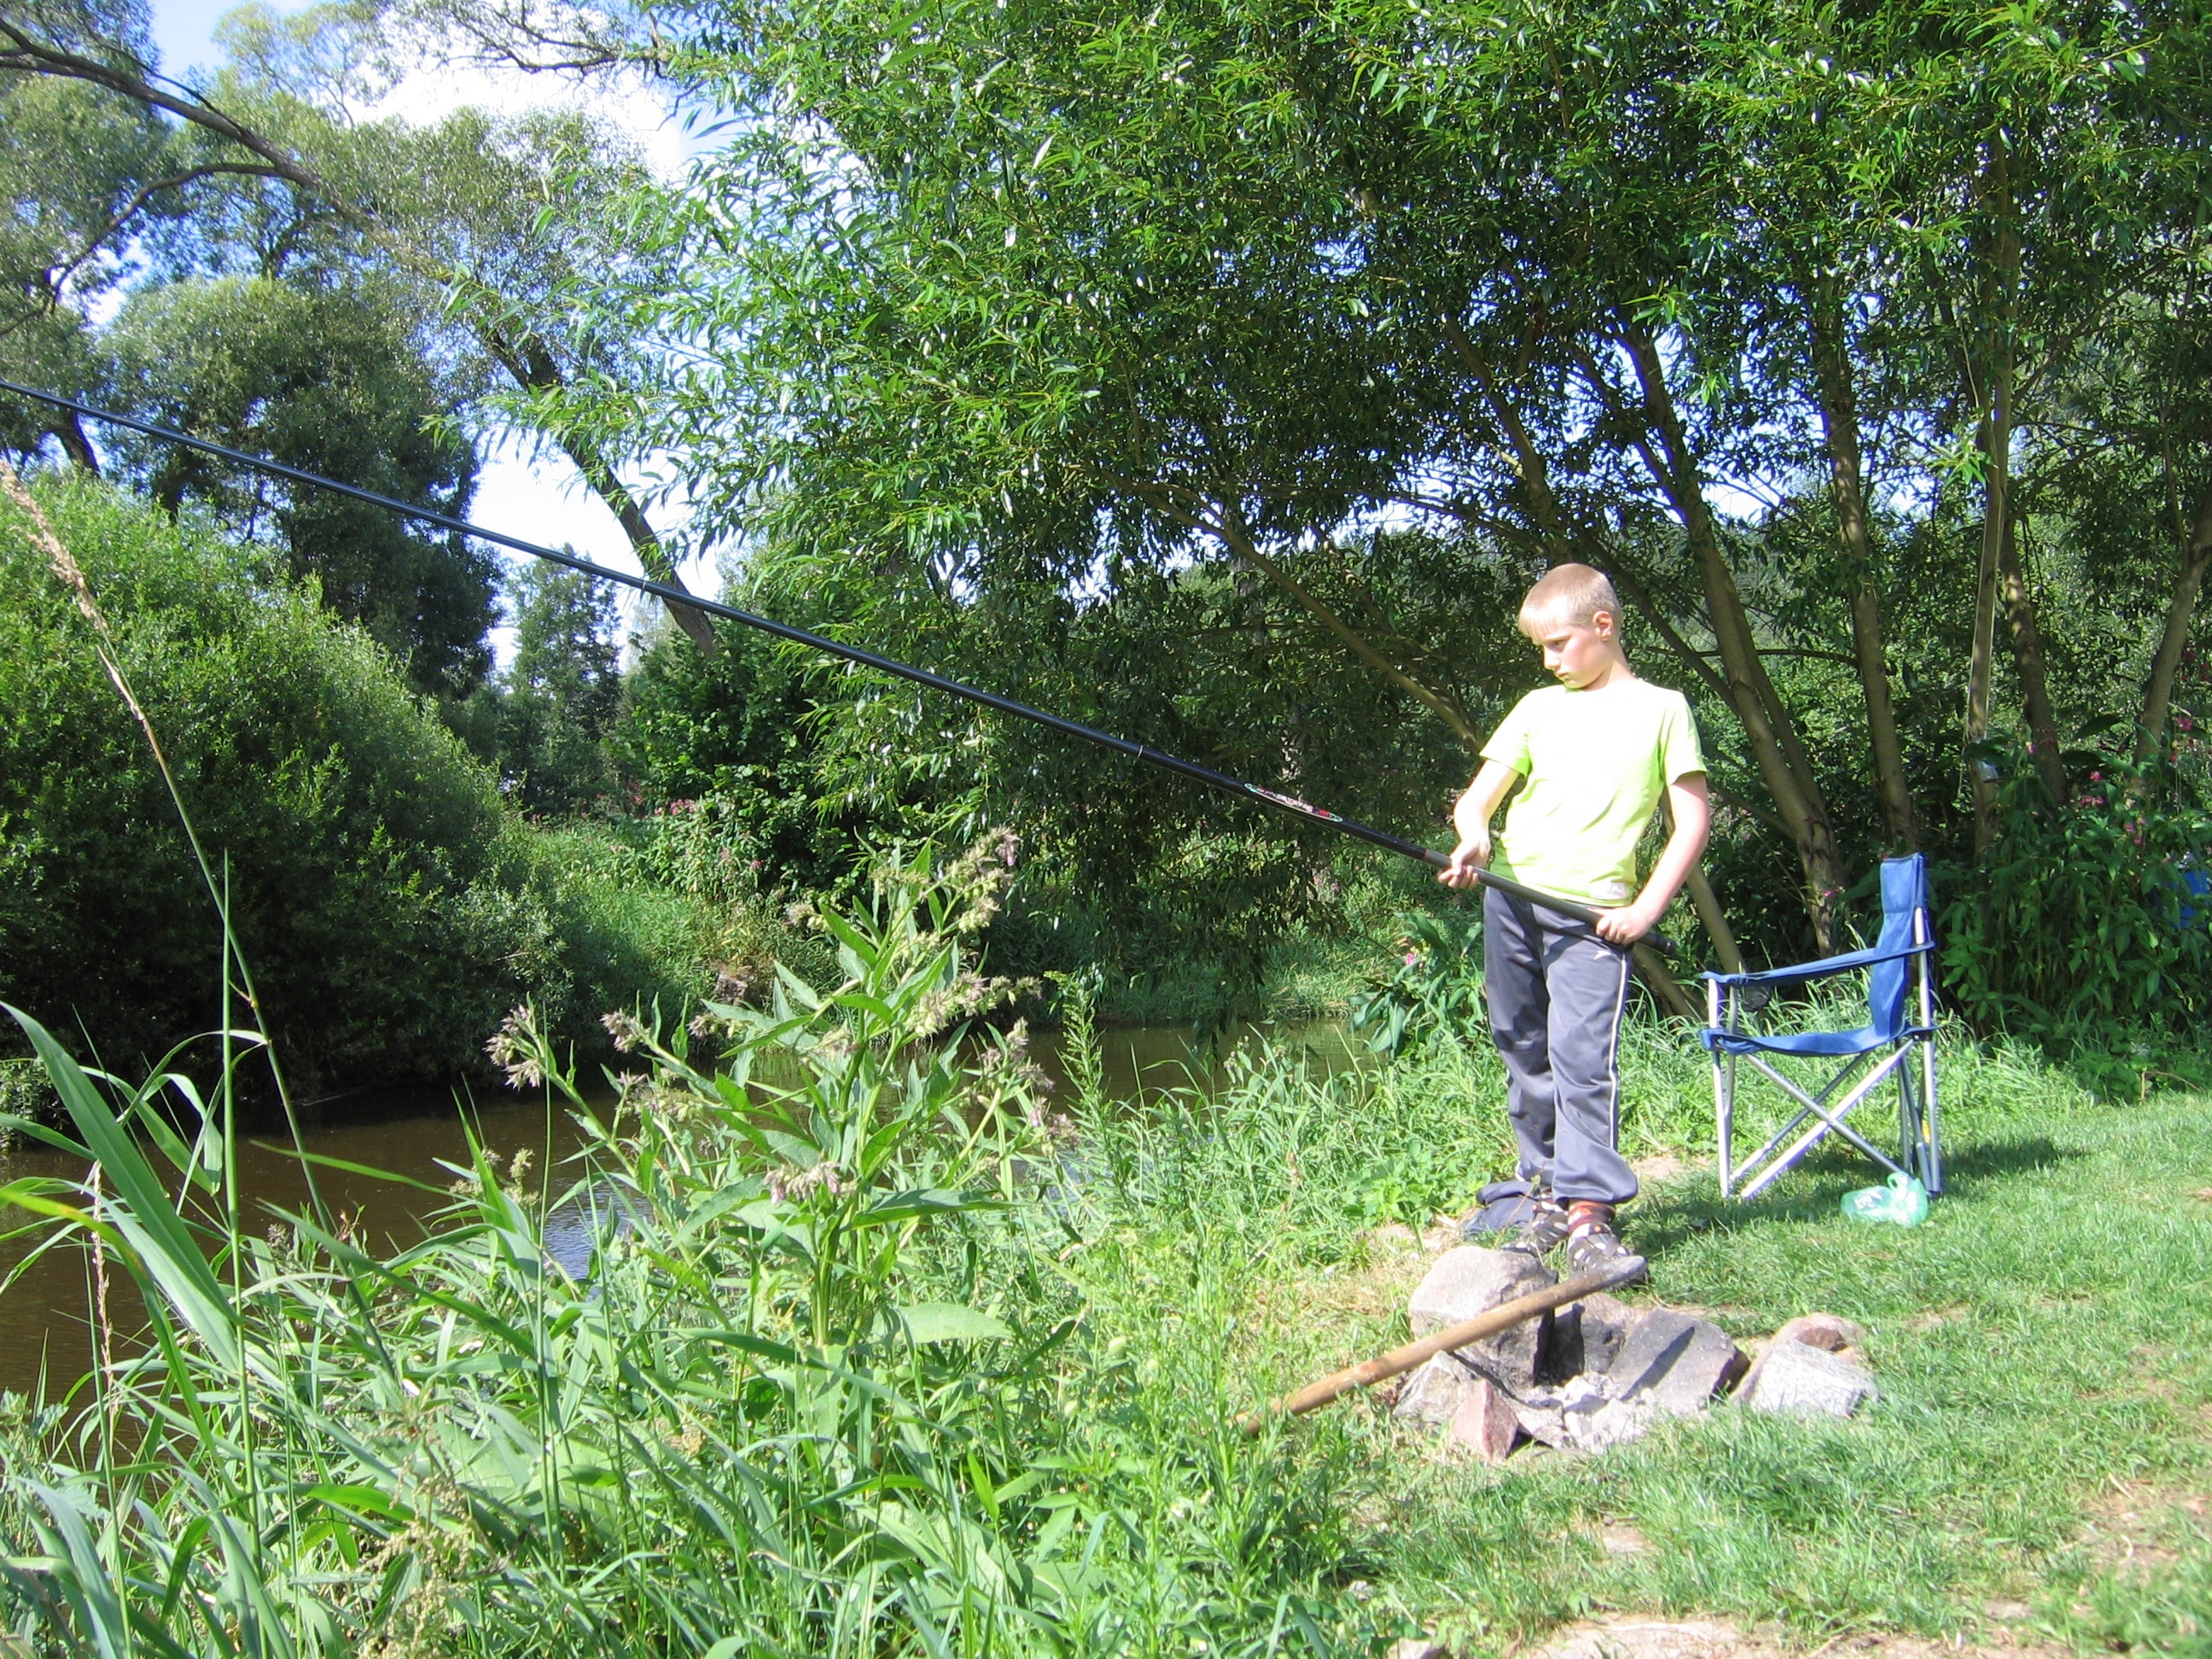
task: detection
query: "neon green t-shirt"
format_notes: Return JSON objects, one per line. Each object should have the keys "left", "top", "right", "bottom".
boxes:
{"left": 1480, "top": 678, "right": 1705, "bottom": 908}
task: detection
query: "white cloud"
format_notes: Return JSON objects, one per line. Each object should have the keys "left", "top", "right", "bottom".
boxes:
{"left": 354, "top": 61, "right": 705, "bottom": 183}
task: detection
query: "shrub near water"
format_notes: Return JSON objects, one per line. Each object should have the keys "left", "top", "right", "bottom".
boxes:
{"left": 0, "top": 476, "right": 694, "bottom": 1089}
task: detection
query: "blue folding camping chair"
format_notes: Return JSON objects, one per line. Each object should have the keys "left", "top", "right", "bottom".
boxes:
{"left": 1698, "top": 854, "right": 1942, "bottom": 1200}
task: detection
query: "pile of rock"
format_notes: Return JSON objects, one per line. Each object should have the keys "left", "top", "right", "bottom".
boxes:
{"left": 1390, "top": 1247, "right": 1877, "bottom": 1461}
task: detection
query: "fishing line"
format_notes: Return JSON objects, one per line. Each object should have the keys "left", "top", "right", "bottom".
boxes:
{"left": 0, "top": 377, "right": 1674, "bottom": 952}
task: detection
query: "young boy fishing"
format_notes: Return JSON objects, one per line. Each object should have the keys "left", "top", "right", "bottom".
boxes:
{"left": 1439, "top": 564, "right": 1710, "bottom": 1277}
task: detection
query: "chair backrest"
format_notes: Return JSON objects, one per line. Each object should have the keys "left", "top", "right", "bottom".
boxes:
{"left": 1868, "top": 854, "right": 1930, "bottom": 1039}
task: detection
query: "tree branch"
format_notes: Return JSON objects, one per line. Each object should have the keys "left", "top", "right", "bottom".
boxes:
{"left": 43, "top": 162, "right": 288, "bottom": 300}
{"left": 1093, "top": 464, "right": 1484, "bottom": 749}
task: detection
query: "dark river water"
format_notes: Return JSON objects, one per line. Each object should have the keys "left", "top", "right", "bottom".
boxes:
{"left": 0, "top": 1022, "right": 1364, "bottom": 1399}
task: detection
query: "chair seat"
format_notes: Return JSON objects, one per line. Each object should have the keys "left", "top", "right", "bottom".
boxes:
{"left": 1700, "top": 1023, "right": 1931, "bottom": 1058}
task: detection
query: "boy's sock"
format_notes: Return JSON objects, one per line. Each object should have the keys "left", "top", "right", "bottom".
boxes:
{"left": 1563, "top": 1200, "right": 1647, "bottom": 1280}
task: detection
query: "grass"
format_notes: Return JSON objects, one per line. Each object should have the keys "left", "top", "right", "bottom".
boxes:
{"left": 1173, "top": 1028, "right": 2212, "bottom": 1656}
{"left": 0, "top": 853, "right": 2205, "bottom": 1656}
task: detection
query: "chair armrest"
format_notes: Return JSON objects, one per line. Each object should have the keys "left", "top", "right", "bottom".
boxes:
{"left": 1702, "top": 939, "right": 1935, "bottom": 987}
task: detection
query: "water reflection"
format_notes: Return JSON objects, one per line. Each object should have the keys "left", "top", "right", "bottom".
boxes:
{"left": 0, "top": 1022, "right": 1362, "bottom": 1398}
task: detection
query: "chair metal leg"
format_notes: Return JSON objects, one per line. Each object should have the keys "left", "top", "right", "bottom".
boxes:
{"left": 1731, "top": 1049, "right": 1876, "bottom": 1184}
{"left": 1736, "top": 1047, "right": 1917, "bottom": 1200}
{"left": 1712, "top": 978, "right": 1733, "bottom": 1196}
{"left": 1914, "top": 910, "right": 1942, "bottom": 1196}
{"left": 1921, "top": 1039, "right": 1942, "bottom": 1195}
{"left": 1896, "top": 1050, "right": 1924, "bottom": 1185}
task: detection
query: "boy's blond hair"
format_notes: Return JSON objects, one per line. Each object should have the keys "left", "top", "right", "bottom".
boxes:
{"left": 1519, "top": 563, "right": 1621, "bottom": 630}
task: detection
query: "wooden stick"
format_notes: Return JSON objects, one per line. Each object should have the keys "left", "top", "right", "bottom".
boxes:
{"left": 1238, "top": 1258, "right": 1649, "bottom": 1435}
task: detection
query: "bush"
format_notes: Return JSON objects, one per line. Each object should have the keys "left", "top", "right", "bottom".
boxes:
{"left": 1941, "top": 752, "right": 2212, "bottom": 1040}
{"left": 0, "top": 475, "right": 696, "bottom": 1093}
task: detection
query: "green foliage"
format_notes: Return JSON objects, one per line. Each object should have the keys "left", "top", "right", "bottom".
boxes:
{"left": 0, "top": 474, "right": 688, "bottom": 1089}
{"left": 1941, "top": 753, "right": 2212, "bottom": 1039}
{"left": 1348, "top": 908, "right": 1485, "bottom": 1057}
{"left": 0, "top": 73, "right": 168, "bottom": 439}
{"left": 538, "top": 0, "right": 2212, "bottom": 996}
{"left": 102, "top": 274, "right": 495, "bottom": 695}
{"left": 9, "top": 847, "right": 2212, "bottom": 1654}
{"left": 494, "top": 560, "right": 621, "bottom": 814}
{"left": 0, "top": 849, "right": 1368, "bottom": 1655}
{"left": 611, "top": 613, "right": 870, "bottom": 890}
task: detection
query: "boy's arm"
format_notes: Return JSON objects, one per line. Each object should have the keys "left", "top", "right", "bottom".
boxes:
{"left": 1593, "top": 772, "right": 1712, "bottom": 945}
{"left": 1439, "top": 760, "right": 1522, "bottom": 890}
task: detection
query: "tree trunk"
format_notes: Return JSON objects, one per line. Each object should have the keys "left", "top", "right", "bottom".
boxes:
{"left": 1807, "top": 286, "right": 1917, "bottom": 850}
{"left": 1996, "top": 509, "right": 2068, "bottom": 803}
{"left": 49, "top": 413, "right": 99, "bottom": 475}
{"left": 2136, "top": 478, "right": 2212, "bottom": 767}
{"left": 1614, "top": 324, "right": 1847, "bottom": 946}
{"left": 1685, "top": 864, "right": 1743, "bottom": 975}
{"left": 1965, "top": 151, "right": 2019, "bottom": 857}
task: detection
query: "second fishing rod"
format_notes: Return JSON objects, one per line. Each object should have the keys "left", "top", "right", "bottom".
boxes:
{"left": 0, "top": 376, "right": 1675, "bottom": 956}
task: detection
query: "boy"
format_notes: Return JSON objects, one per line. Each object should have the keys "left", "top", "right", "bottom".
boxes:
{"left": 1439, "top": 564, "right": 1709, "bottom": 1276}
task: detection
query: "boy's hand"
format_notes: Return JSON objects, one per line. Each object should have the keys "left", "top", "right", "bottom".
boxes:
{"left": 1594, "top": 897, "right": 1664, "bottom": 945}
{"left": 1439, "top": 835, "right": 1491, "bottom": 889}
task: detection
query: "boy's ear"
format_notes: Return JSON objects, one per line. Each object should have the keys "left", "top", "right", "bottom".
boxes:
{"left": 1591, "top": 607, "right": 1617, "bottom": 638}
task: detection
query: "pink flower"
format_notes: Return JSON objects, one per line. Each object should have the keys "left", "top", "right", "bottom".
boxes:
{"left": 1404, "top": 950, "right": 1420, "bottom": 968}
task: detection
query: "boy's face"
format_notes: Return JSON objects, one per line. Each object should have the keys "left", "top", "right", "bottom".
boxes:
{"left": 1521, "top": 605, "right": 1618, "bottom": 689}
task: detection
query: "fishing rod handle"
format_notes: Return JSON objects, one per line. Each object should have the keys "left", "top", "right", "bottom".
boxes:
{"left": 1417, "top": 848, "right": 1680, "bottom": 959}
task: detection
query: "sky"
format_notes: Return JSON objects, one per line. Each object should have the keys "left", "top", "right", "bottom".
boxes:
{"left": 145, "top": 0, "right": 719, "bottom": 651}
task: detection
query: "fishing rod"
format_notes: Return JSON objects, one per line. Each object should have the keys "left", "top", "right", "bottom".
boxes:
{"left": 0, "top": 377, "right": 1674, "bottom": 953}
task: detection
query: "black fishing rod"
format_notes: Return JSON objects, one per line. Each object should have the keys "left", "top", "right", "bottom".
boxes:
{"left": 0, "top": 377, "right": 1674, "bottom": 952}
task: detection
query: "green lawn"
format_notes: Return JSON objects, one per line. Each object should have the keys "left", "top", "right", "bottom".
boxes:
{"left": 1198, "top": 1060, "right": 2212, "bottom": 1655}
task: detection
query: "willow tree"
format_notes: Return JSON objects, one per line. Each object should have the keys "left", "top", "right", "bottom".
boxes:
{"left": 0, "top": 0, "right": 721, "bottom": 649}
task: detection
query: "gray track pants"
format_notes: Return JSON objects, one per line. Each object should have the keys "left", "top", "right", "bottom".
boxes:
{"left": 1482, "top": 887, "right": 1638, "bottom": 1207}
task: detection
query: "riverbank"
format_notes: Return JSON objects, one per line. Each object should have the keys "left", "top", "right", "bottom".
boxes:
{"left": 1, "top": 862, "right": 2204, "bottom": 1655}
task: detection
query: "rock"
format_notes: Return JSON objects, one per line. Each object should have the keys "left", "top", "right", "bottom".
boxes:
{"left": 1388, "top": 1641, "right": 1447, "bottom": 1659}
{"left": 1567, "top": 1397, "right": 1658, "bottom": 1452}
{"left": 1445, "top": 1374, "right": 1522, "bottom": 1463}
{"left": 1393, "top": 1353, "right": 1473, "bottom": 1427}
{"left": 1583, "top": 1294, "right": 1639, "bottom": 1371}
{"left": 1603, "top": 1309, "right": 1747, "bottom": 1417}
{"left": 1407, "top": 1247, "right": 1557, "bottom": 1394}
{"left": 1740, "top": 1337, "right": 1879, "bottom": 1418}
{"left": 1771, "top": 1313, "right": 1865, "bottom": 1353}
{"left": 1515, "top": 1374, "right": 1656, "bottom": 1452}
{"left": 1542, "top": 1291, "right": 1639, "bottom": 1383}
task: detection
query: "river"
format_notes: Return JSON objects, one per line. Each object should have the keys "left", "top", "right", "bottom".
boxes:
{"left": 0, "top": 1022, "right": 1365, "bottom": 1399}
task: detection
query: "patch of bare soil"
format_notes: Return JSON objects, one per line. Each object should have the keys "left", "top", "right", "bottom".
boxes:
{"left": 2081, "top": 1481, "right": 2209, "bottom": 1575}
{"left": 1506, "top": 1615, "right": 2069, "bottom": 1659}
